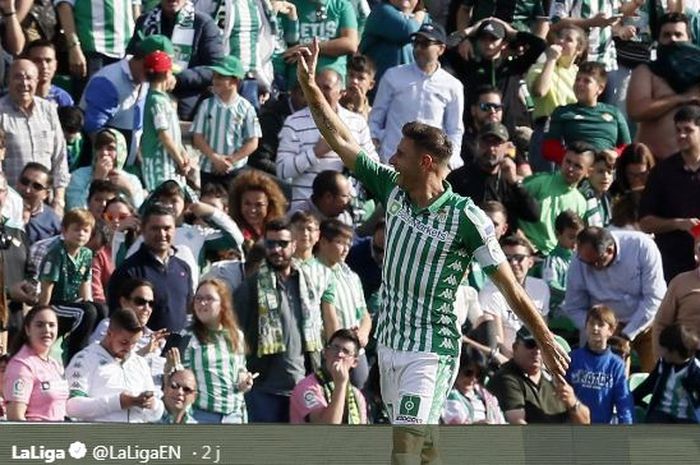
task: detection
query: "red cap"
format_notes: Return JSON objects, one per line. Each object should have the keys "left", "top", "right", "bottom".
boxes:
{"left": 144, "top": 50, "right": 172, "bottom": 74}
{"left": 691, "top": 223, "right": 700, "bottom": 240}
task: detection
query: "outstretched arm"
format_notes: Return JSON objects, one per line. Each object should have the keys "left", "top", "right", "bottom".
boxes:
{"left": 296, "top": 39, "right": 362, "bottom": 172}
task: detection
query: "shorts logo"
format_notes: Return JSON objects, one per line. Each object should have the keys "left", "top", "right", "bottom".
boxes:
{"left": 399, "top": 395, "right": 421, "bottom": 417}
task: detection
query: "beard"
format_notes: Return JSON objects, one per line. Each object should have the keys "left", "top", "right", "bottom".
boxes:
{"left": 267, "top": 255, "right": 291, "bottom": 271}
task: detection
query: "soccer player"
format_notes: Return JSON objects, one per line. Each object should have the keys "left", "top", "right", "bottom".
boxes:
{"left": 295, "top": 39, "right": 569, "bottom": 464}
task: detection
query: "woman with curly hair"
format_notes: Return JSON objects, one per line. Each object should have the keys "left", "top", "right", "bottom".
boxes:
{"left": 229, "top": 170, "right": 288, "bottom": 247}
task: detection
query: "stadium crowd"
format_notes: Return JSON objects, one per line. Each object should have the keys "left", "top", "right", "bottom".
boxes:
{"left": 0, "top": 0, "right": 699, "bottom": 427}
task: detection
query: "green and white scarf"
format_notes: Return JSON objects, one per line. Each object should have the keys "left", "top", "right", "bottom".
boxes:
{"left": 256, "top": 262, "right": 323, "bottom": 357}
{"left": 315, "top": 369, "right": 362, "bottom": 424}
{"left": 142, "top": 0, "right": 196, "bottom": 71}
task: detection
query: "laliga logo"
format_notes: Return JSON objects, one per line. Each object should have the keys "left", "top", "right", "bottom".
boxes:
{"left": 11, "top": 441, "right": 87, "bottom": 463}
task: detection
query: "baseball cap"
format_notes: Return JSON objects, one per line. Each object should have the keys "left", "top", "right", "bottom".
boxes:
{"left": 144, "top": 51, "right": 172, "bottom": 74}
{"left": 516, "top": 326, "right": 536, "bottom": 343}
{"left": 478, "top": 122, "right": 510, "bottom": 141}
{"left": 137, "top": 34, "right": 175, "bottom": 57}
{"left": 208, "top": 56, "right": 245, "bottom": 79}
{"left": 476, "top": 20, "right": 506, "bottom": 40}
{"left": 410, "top": 22, "right": 447, "bottom": 44}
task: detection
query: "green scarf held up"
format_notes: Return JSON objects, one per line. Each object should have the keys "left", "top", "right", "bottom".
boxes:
{"left": 256, "top": 262, "right": 323, "bottom": 357}
{"left": 315, "top": 369, "right": 362, "bottom": 425}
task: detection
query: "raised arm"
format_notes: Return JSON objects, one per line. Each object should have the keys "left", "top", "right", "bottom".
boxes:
{"left": 296, "top": 39, "right": 362, "bottom": 172}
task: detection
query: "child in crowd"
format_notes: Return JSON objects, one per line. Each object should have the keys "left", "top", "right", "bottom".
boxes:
{"left": 192, "top": 56, "right": 261, "bottom": 190}
{"left": 566, "top": 305, "right": 634, "bottom": 424}
{"left": 579, "top": 150, "right": 616, "bottom": 227}
{"left": 38, "top": 209, "right": 102, "bottom": 362}
{"left": 140, "top": 51, "right": 189, "bottom": 191}
{"left": 543, "top": 62, "right": 631, "bottom": 164}
{"left": 635, "top": 324, "right": 700, "bottom": 423}
{"left": 340, "top": 54, "right": 376, "bottom": 119}
{"left": 57, "top": 106, "right": 85, "bottom": 172}
{"left": 542, "top": 210, "right": 584, "bottom": 316}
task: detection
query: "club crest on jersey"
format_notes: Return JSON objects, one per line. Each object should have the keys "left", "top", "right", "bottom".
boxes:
{"left": 387, "top": 200, "right": 402, "bottom": 216}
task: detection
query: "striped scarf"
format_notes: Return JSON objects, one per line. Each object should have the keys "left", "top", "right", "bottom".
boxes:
{"left": 142, "top": 1, "right": 196, "bottom": 71}
{"left": 256, "top": 262, "right": 323, "bottom": 357}
{"left": 315, "top": 369, "right": 362, "bottom": 424}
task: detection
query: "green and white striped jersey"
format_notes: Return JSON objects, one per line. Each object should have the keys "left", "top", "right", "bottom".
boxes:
{"left": 184, "top": 328, "right": 248, "bottom": 420}
{"left": 140, "top": 89, "right": 185, "bottom": 191}
{"left": 191, "top": 94, "right": 261, "bottom": 173}
{"left": 354, "top": 152, "right": 506, "bottom": 356}
{"left": 227, "top": 0, "right": 261, "bottom": 73}
{"left": 328, "top": 262, "right": 367, "bottom": 329}
{"left": 56, "top": 0, "right": 138, "bottom": 58}
{"left": 295, "top": 257, "right": 336, "bottom": 307}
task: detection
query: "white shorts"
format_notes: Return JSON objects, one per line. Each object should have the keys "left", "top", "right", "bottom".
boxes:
{"left": 377, "top": 344, "right": 458, "bottom": 425}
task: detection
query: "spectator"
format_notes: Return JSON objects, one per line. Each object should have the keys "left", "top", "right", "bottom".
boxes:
{"left": 627, "top": 13, "right": 700, "bottom": 161}
{"left": 291, "top": 170, "right": 353, "bottom": 226}
{"left": 519, "top": 141, "right": 593, "bottom": 254}
{"left": 107, "top": 203, "right": 193, "bottom": 333}
{"left": 289, "top": 328, "right": 368, "bottom": 423}
{"left": 543, "top": 62, "right": 631, "bottom": 164}
{"left": 0, "top": 130, "right": 25, "bottom": 229}
{"left": 463, "top": 200, "right": 509, "bottom": 292}
{"left": 441, "top": 345, "right": 505, "bottom": 424}
{"left": 579, "top": 149, "right": 616, "bottom": 227}
{"left": 202, "top": 242, "right": 267, "bottom": 297}
{"left": 85, "top": 180, "right": 119, "bottom": 228}
{"left": 65, "top": 308, "right": 165, "bottom": 422}
{"left": 346, "top": 219, "right": 384, "bottom": 305}
{"left": 456, "top": 0, "right": 549, "bottom": 36}
{"left": 80, "top": 35, "right": 173, "bottom": 163}
{"left": 234, "top": 218, "right": 324, "bottom": 422}
{"left": 65, "top": 128, "right": 145, "bottom": 211}
{"left": 487, "top": 326, "right": 591, "bottom": 424}
{"left": 277, "top": 67, "right": 376, "bottom": 209}
{"left": 634, "top": 324, "right": 700, "bottom": 423}
{"left": 281, "top": 0, "right": 358, "bottom": 85}
{"left": 183, "top": 279, "right": 254, "bottom": 423}
{"left": 446, "top": 122, "right": 540, "bottom": 230}
{"left": 316, "top": 219, "right": 371, "bottom": 388}
{"left": 140, "top": 51, "right": 190, "bottom": 191}
{"left": 652, "top": 233, "right": 700, "bottom": 357}
{"left": 610, "top": 142, "right": 655, "bottom": 195}
{"left": 229, "top": 169, "right": 289, "bottom": 247}
{"left": 17, "top": 163, "right": 61, "bottom": 245}
{"left": 564, "top": 226, "right": 667, "bottom": 372}
{"left": 128, "top": 0, "right": 225, "bottom": 120}
{"left": 566, "top": 305, "right": 634, "bottom": 424}
{"left": 542, "top": 210, "right": 584, "bottom": 317}
{"left": 3, "top": 306, "right": 68, "bottom": 421}
{"left": 160, "top": 364, "right": 198, "bottom": 424}
{"left": 369, "top": 22, "right": 464, "bottom": 168}
{"left": 610, "top": 190, "right": 643, "bottom": 231}
{"left": 0, "top": 59, "right": 69, "bottom": 216}
{"left": 56, "top": 0, "right": 140, "bottom": 79}
{"left": 448, "top": 17, "right": 546, "bottom": 130}
{"left": 359, "top": 0, "right": 429, "bottom": 87}
{"left": 526, "top": 25, "right": 588, "bottom": 172}
{"left": 38, "top": 209, "right": 102, "bottom": 362}
{"left": 248, "top": 83, "right": 307, "bottom": 176}
{"left": 639, "top": 105, "right": 700, "bottom": 282}
{"left": 24, "top": 39, "right": 74, "bottom": 108}
{"left": 192, "top": 55, "right": 261, "bottom": 189}
{"left": 339, "top": 54, "right": 376, "bottom": 119}
{"left": 56, "top": 106, "right": 84, "bottom": 172}
{"left": 479, "top": 235, "right": 550, "bottom": 354}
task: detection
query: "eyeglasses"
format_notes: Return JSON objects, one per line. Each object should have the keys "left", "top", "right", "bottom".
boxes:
{"left": 479, "top": 102, "right": 503, "bottom": 112}
{"left": 265, "top": 239, "right": 290, "bottom": 250}
{"left": 19, "top": 176, "right": 48, "bottom": 191}
{"left": 169, "top": 381, "right": 195, "bottom": 395}
{"left": 412, "top": 37, "right": 440, "bottom": 48}
{"left": 505, "top": 254, "right": 529, "bottom": 263}
{"left": 326, "top": 344, "right": 356, "bottom": 357}
{"left": 194, "top": 295, "right": 220, "bottom": 304}
{"left": 131, "top": 296, "right": 155, "bottom": 307}
{"left": 103, "top": 212, "right": 131, "bottom": 222}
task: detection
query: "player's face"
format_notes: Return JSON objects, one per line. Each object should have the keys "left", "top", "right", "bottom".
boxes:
{"left": 389, "top": 138, "right": 423, "bottom": 189}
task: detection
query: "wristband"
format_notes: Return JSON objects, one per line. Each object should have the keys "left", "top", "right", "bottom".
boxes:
{"left": 568, "top": 400, "right": 581, "bottom": 412}
{"left": 2, "top": 10, "right": 16, "bottom": 17}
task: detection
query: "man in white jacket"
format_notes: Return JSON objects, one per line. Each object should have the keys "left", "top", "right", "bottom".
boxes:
{"left": 66, "top": 308, "right": 164, "bottom": 423}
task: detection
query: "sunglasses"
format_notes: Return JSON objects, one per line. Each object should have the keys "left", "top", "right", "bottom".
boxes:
{"left": 19, "top": 176, "right": 48, "bottom": 191}
{"left": 520, "top": 339, "right": 539, "bottom": 350}
{"left": 169, "top": 381, "right": 195, "bottom": 395}
{"left": 131, "top": 296, "right": 155, "bottom": 307}
{"left": 103, "top": 212, "right": 131, "bottom": 222}
{"left": 505, "top": 254, "right": 529, "bottom": 263}
{"left": 265, "top": 239, "right": 290, "bottom": 250}
{"left": 479, "top": 102, "right": 503, "bottom": 112}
